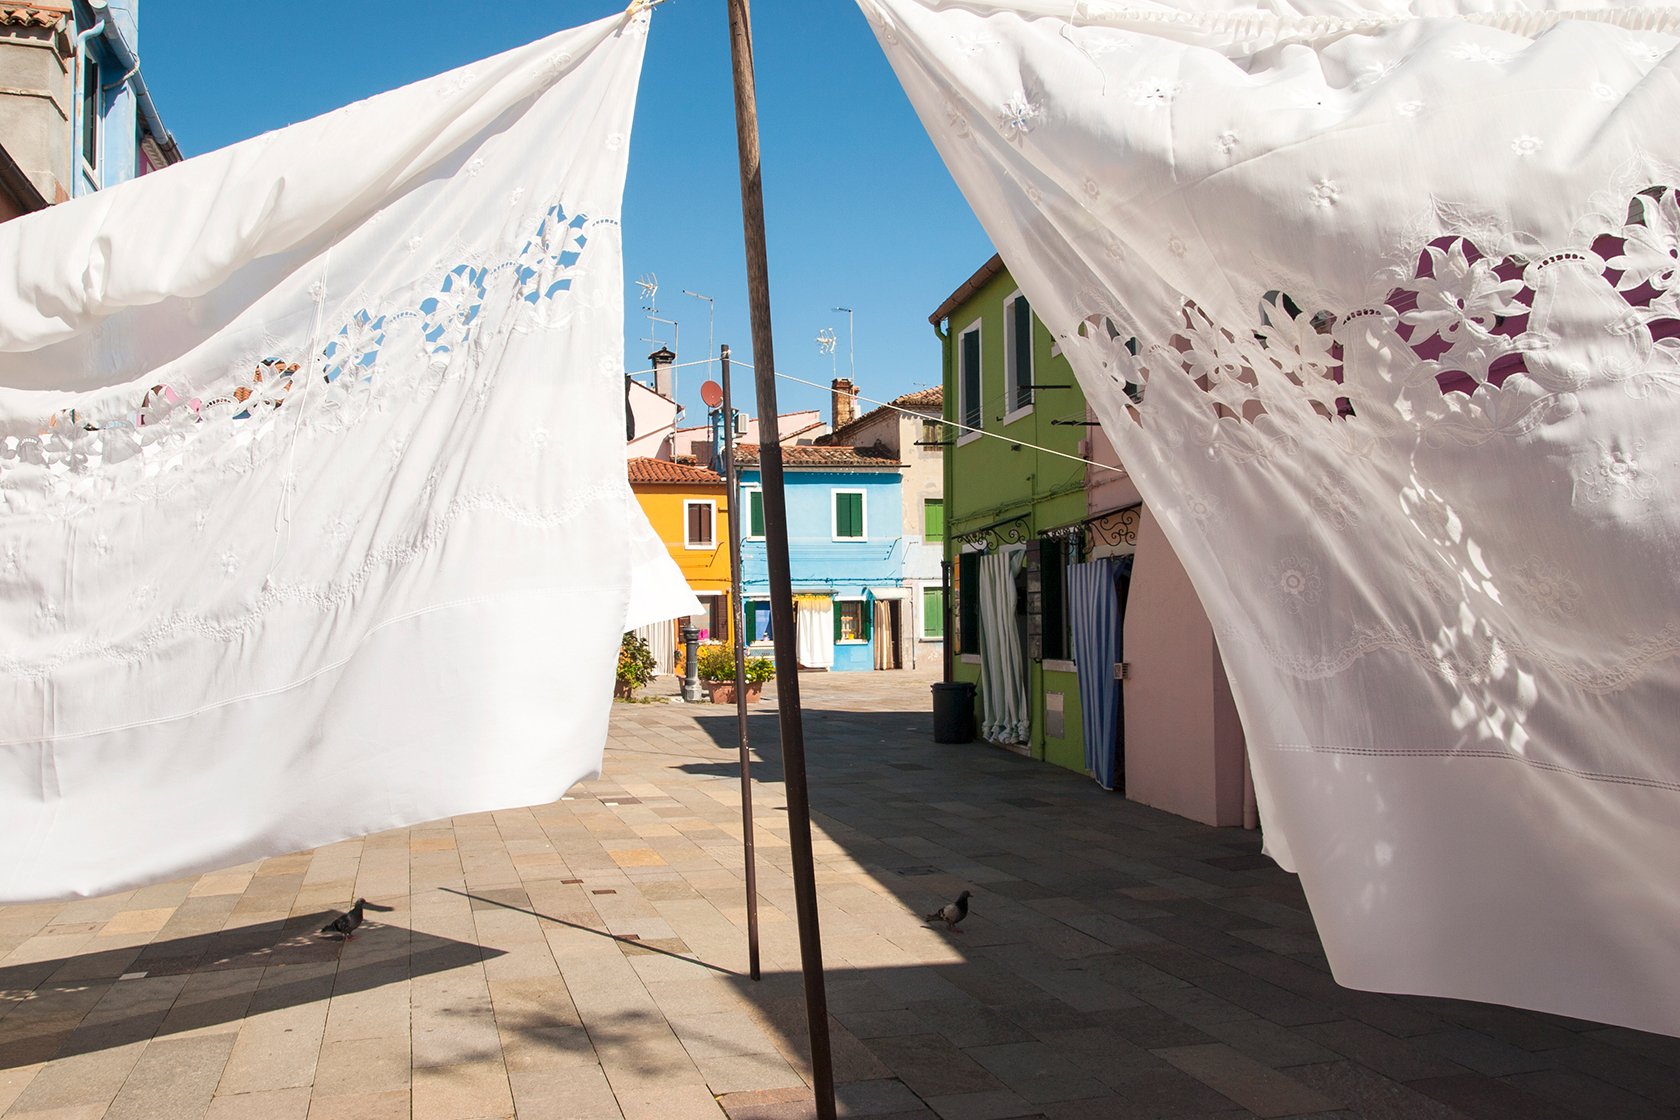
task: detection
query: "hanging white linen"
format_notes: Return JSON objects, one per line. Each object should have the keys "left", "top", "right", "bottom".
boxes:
{"left": 865, "top": 0, "right": 1680, "bottom": 1035}
{"left": 0, "top": 11, "right": 677, "bottom": 903}
{"left": 978, "top": 545, "right": 1027, "bottom": 743}
{"left": 796, "top": 598, "right": 835, "bottom": 669}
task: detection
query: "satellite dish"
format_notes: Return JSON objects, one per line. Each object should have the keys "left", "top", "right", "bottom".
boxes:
{"left": 700, "top": 380, "right": 724, "bottom": 409}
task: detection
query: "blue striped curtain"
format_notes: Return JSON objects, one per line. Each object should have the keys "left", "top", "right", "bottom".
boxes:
{"left": 1067, "top": 558, "right": 1124, "bottom": 790}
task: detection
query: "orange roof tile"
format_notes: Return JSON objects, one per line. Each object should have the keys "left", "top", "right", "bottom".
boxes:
{"left": 822, "top": 385, "right": 943, "bottom": 445}
{"left": 627, "top": 456, "right": 725, "bottom": 485}
{"left": 733, "top": 444, "right": 900, "bottom": 469}
{"left": 0, "top": 4, "right": 68, "bottom": 27}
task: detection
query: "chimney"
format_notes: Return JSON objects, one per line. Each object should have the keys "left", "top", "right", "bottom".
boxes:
{"left": 650, "top": 346, "right": 676, "bottom": 400}
{"left": 831, "top": 377, "right": 858, "bottom": 429}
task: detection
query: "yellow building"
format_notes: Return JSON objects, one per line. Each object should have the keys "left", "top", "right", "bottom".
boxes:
{"left": 628, "top": 458, "right": 732, "bottom": 666}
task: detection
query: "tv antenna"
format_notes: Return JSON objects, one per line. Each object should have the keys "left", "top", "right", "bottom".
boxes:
{"left": 684, "top": 289, "right": 716, "bottom": 384}
{"left": 815, "top": 328, "right": 837, "bottom": 379}
{"left": 833, "top": 305, "right": 855, "bottom": 382}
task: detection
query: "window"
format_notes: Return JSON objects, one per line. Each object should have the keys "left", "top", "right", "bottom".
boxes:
{"left": 1027, "top": 537, "right": 1072, "bottom": 662}
{"left": 744, "top": 598, "right": 773, "bottom": 643}
{"left": 80, "top": 56, "right": 100, "bottom": 173}
{"left": 832, "top": 489, "right": 866, "bottom": 540}
{"left": 694, "top": 594, "right": 729, "bottom": 643}
{"left": 923, "top": 498, "right": 944, "bottom": 543}
{"left": 959, "top": 323, "right": 982, "bottom": 431}
{"left": 956, "top": 550, "right": 981, "bottom": 654}
{"left": 1005, "top": 293, "right": 1034, "bottom": 415}
{"left": 835, "top": 599, "right": 869, "bottom": 643}
{"left": 921, "top": 418, "right": 945, "bottom": 446}
{"left": 742, "top": 486, "right": 764, "bottom": 538}
{"left": 684, "top": 500, "right": 716, "bottom": 549}
{"left": 922, "top": 587, "right": 945, "bottom": 640}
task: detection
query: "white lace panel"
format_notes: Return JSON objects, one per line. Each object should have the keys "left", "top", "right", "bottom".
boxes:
{"left": 0, "top": 12, "right": 658, "bottom": 903}
{"left": 865, "top": 0, "right": 1680, "bottom": 1035}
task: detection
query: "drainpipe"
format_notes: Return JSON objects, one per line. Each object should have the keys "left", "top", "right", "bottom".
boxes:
{"left": 933, "top": 316, "right": 953, "bottom": 683}
{"left": 89, "top": 1, "right": 184, "bottom": 169}
{"left": 71, "top": 14, "right": 107, "bottom": 191}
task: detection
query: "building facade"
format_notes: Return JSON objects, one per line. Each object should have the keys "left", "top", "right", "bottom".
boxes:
{"left": 627, "top": 456, "right": 731, "bottom": 673}
{"left": 817, "top": 383, "right": 946, "bottom": 668}
{"left": 0, "top": 1, "right": 180, "bottom": 219}
{"left": 735, "top": 443, "right": 904, "bottom": 673}
{"left": 933, "top": 255, "right": 1249, "bottom": 827}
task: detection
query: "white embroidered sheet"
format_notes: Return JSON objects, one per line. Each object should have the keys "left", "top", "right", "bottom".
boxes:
{"left": 864, "top": 0, "right": 1680, "bottom": 1034}
{"left": 0, "top": 11, "right": 697, "bottom": 903}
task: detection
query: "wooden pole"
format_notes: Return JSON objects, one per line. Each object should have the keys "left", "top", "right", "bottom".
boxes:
{"left": 725, "top": 3, "right": 836, "bottom": 1115}
{"left": 721, "top": 344, "right": 761, "bottom": 982}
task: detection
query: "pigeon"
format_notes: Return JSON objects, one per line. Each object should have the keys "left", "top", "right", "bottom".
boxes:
{"left": 924, "top": 890, "right": 972, "bottom": 932}
{"left": 319, "top": 898, "right": 394, "bottom": 941}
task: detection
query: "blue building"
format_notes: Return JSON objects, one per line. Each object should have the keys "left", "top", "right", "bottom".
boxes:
{"left": 0, "top": 0, "right": 180, "bottom": 220}
{"left": 735, "top": 443, "right": 907, "bottom": 673}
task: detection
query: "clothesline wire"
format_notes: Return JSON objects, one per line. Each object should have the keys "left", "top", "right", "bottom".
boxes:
{"left": 739, "top": 362, "right": 1126, "bottom": 474}
{"left": 618, "top": 356, "right": 1124, "bottom": 473}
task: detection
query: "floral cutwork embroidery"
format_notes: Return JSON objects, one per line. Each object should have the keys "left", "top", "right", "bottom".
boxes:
{"left": 997, "top": 91, "right": 1043, "bottom": 142}
{"left": 1275, "top": 556, "right": 1324, "bottom": 614}
{"left": 1510, "top": 558, "right": 1581, "bottom": 620}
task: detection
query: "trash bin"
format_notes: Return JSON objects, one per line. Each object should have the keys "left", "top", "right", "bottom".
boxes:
{"left": 931, "top": 681, "right": 976, "bottom": 743}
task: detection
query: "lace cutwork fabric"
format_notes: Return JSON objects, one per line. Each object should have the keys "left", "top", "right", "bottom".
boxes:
{"left": 0, "top": 12, "right": 694, "bottom": 904}
{"left": 865, "top": 0, "right": 1680, "bottom": 1035}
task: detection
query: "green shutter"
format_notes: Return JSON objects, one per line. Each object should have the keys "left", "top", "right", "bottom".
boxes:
{"left": 924, "top": 499, "right": 944, "bottom": 542}
{"left": 836, "top": 492, "right": 863, "bottom": 538}
{"left": 833, "top": 600, "right": 843, "bottom": 642}
{"left": 923, "top": 588, "right": 944, "bottom": 639}
{"left": 749, "top": 490, "right": 764, "bottom": 537}
{"left": 744, "top": 600, "right": 756, "bottom": 642}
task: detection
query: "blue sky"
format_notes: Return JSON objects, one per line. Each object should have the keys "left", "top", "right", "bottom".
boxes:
{"left": 141, "top": 1, "right": 992, "bottom": 432}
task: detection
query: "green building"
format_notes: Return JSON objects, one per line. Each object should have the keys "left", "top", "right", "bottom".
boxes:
{"left": 931, "top": 255, "right": 1092, "bottom": 774}
{"left": 929, "top": 255, "right": 1254, "bottom": 826}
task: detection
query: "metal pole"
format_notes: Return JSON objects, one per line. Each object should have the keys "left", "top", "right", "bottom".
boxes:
{"left": 725, "top": 3, "right": 835, "bottom": 1115}
{"left": 722, "top": 344, "right": 762, "bottom": 982}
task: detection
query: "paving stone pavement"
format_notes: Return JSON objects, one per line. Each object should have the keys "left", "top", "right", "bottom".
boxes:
{"left": 2, "top": 666, "right": 1678, "bottom": 1120}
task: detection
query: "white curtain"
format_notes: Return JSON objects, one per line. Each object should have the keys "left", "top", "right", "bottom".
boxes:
{"left": 796, "top": 598, "right": 834, "bottom": 669}
{"left": 865, "top": 0, "right": 1680, "bottom": 1035}
{"left": 978, "top": 545, "right": 1028, "bottom": 743}
{"left": 0, "top": 12, "right": 681, "bottom": 902}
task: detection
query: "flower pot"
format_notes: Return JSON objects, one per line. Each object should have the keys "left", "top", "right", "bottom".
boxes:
{"left": 704, "top": 680, "right": 765, "bottom": 704}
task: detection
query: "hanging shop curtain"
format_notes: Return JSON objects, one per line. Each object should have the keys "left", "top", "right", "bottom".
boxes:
{"left": 864, "top": 0, "right": 1680, "bottom": 1035}
{"left": 978, "top": 545, "right": 1028, "bottom": 743}
{"left": 796, "top": 596, "right": 835, "bottom": 669}
{"left": 0, "top": 11, "right": 692, "bottom": 903}
{"left": 1067, "top": 558, "right": 1123, "bottom": 791}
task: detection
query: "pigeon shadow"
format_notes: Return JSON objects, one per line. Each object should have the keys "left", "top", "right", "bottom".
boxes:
{"left": 0, "top": 911, "right": 499, "bottom": 1071}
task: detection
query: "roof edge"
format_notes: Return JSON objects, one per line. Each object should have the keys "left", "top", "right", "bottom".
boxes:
{"left": 928, "top": 253, "right": 1005, "bottom": 326}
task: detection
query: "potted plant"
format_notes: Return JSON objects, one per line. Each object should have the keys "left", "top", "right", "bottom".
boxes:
{"left": 615, "top": 632, "right": 656, "bottom": 700}
{"left": 698, "top": 645, "right": 774, "bottom": 703}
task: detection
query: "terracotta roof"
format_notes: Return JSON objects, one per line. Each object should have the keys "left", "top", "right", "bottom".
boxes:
{"left": 893, "top": 386, "right": 943, "bottom": 409}
{"left": 821, "top": 386, "right": 944, "bottom": 446}
{"left": 0, "top": 4, "right": 68, "bottom": 27}
{"left": 626, "top": 456, "right": 724, "bottom": 485}
{"left": 929, "top": 253, "right": 1006, "bottom": 325}
{"left": 734, "top": 444, "right": 900, "bottom": 469}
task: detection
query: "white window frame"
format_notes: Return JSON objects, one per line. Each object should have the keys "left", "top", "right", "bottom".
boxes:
{"left": 920, "top": 585, "right": 945, "bottom": 641}
{"left": 956, "top": 318, "right": 983, "bottom": 447}
{"left": 741, "top": 484, "right": 764, "bottom": 540}
{"left": 1003, "top": 290, "right": 1035, "bottom": 425}
{"left": 831, "top": 488, "right": 868, "bottom": 541}
{"left": 834, "top": 596, "right": 869, "bottom": 644}
{"left": 683, "top": 499, "right": 717, "bottom": 550}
